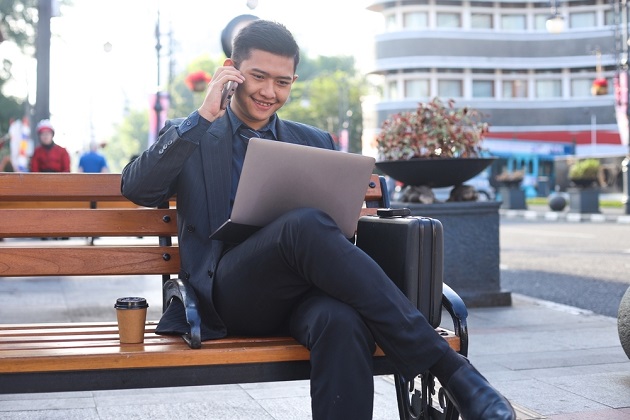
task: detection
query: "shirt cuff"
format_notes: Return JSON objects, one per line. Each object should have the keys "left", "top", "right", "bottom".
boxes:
{"left": 176, "top": 110, "right": 212, "bottom": 142}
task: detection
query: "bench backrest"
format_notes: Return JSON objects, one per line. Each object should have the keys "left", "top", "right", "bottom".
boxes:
{"left": 0, "top": 173, "right": 387, "bottom": 281}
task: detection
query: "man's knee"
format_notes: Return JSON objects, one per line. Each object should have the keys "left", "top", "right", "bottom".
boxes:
{"left": 291, "top": 295, "right": 375, "bottom": 353}
{"left": 278, "top": 208, "right": 338, "bottom": 238}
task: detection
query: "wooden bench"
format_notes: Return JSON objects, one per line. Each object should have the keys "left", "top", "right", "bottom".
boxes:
{"left": 0, "top": 172, "right": 469, "bottom": 420}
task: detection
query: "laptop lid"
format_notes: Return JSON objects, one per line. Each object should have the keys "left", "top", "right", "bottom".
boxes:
{"left": 212, "top": 138, "right": 375, "bottom": 241}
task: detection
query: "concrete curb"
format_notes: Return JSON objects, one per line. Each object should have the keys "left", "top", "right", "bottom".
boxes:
{"left": 500, "top": 208, "right": 630, "bottom": 223}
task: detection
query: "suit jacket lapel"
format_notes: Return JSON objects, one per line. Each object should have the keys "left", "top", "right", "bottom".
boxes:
{"left": 277, "top": 120, "right": 308, "bottom": 145}
{"left": 199, "top": 116, "right": 232, "bottom": 233}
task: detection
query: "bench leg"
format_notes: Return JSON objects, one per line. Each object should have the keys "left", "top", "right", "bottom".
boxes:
{"left": 395, "top": 372, "right": 460, "bottom": 420}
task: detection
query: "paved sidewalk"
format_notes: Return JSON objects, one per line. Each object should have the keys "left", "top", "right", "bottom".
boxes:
{"left": 0, "top": 274, "right": 628, "bottom": 419}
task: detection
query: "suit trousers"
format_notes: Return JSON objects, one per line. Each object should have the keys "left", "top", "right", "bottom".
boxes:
{"left": 213, "top": 208, "right": 450, "bottom": 420}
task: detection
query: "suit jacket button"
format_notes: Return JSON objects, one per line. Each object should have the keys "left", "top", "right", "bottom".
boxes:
{"left": 186, "top": 224, "right": 195, "bottom": 232}
{"left": 207, "top": 270, "right": 214, "bottom": 278}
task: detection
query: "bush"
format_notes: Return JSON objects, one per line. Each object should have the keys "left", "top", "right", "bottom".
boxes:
{"left": 376, "top": 98, "right": 489, "bottom": 161}
{"left": 568, "top": 159, "right": 600, "bottom": 181}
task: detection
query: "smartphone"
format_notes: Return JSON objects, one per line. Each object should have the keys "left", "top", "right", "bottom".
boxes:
{"left": 220, "top": 81, "right": 237, "bottom": 110}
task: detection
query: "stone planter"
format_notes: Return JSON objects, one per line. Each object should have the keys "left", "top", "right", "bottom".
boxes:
{"left": 618, "top": 286, "right": 630, "bottom": 359}
{"left": 498, "top": 186, "right": 527, "bottom": 210}
{"left": 568, "top": 187, "right": 600, "bottom": 214}
{"left": 375, "top": 158, "right": 496, "bottom": 188}
{"left": 394, "top": 200, "right": 511, "bottom": 308}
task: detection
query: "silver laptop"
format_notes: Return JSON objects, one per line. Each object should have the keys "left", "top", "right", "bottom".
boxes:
{"left": 210, "top": 138, "right": 376, "bottom": 243}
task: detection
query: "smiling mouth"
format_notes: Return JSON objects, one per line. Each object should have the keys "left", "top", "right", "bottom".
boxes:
{"left": 253, "top": 98, "right": 274, "bottom": 107}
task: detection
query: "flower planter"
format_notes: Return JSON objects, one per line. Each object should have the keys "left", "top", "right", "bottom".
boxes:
{"left": 376, "top": 157, "right": 495, "bottom": 188}
{"left": 497, "top": 186, "right": 527, "bottom": 210}
{"left": 568, "top": 187, "right": 600, "bottom": 214}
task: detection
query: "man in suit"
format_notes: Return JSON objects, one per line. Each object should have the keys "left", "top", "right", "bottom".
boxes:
{"left": 121, "top": 19, "right": 514, "bottom": 420}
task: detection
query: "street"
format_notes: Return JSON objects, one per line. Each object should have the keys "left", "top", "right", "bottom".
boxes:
{"left": 499, "top": 219, "right": 630, "bottom": 317}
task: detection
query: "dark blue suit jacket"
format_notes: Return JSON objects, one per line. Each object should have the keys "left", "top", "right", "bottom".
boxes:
{"left": 121, "top": 111, "right": 335, "bottom": 339}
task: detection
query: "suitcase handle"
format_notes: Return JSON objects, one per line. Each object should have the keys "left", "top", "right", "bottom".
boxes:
{"left": 376, "top": 208, "right": 411, "bottom": 218}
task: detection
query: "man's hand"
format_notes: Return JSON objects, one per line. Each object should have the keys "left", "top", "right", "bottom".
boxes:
{"left": 197, "top": 59, "right": 245, "bottom": 122}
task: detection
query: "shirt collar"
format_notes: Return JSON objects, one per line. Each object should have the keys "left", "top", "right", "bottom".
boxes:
{"left": 227, "top": 106, "right": 278, "bottom": 140}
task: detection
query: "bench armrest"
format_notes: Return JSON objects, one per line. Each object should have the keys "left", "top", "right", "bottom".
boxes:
{"left": 163, "top": 278, "right": 202, "bottom": 349}
{"left": 441, "top": 283, "right": 469, "bottom": 357}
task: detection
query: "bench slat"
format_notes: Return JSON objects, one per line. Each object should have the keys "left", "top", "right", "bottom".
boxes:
{"left": 0, "top": 247, "right": 180, "bottom": 276}
{"left": 0, "top": 209, "right": 178, "bottom": 237}
{"left": 0, "top": 173, "right": 125, "bottom": 201}
{"left": 0, "top": 323, "right": 458, "bottom": 374}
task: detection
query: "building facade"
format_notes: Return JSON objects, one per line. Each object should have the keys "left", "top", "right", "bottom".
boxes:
{"left": 363, "top": 0, "right": 628, "bottom": 187}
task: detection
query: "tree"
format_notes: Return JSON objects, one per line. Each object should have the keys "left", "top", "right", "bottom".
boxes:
{"left": 102, "top": 109, "right": 148, "bottom": 173}
{"left": 281, "top": 56, "right": 367, "bottom": 153}
{"left": 0, "top": 0, "right": 39, "bottom": 53}
{"left": 168, "top": 55, "right": 223, "bottom": 119}
{"left": 0, "top": 0, "right": 38, "bottom": 135}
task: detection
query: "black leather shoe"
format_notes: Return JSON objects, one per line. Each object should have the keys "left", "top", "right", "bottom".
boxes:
{"left": 443, "top": 360, "right": 515, "bottom": 420}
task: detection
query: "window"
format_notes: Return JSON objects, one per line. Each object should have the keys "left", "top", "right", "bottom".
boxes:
{"left": 570, "top": 11, "right": 596, "bottom": 28}
{"left": 436, "top": 12, "right": 461, "bottom": 28}
{"left": 533, "top": 13, "right": 550, "bottom": 30}
{"left": 404, "top": 11, "right": 428, "bottom": 29}
{"left": 388, "top": 80, "right": 399, "bottom": 100}
{"left": 571, "top": 78, "right": 593, "bottom": 97}
{"left": 535, "top": 80, "right": 562, "bottom": 98}
{"left": 502, "top": 80, "right": 528, "bottom": 98}
{"left": 472, "top": 80, "right": 494, "bottom": 98}
{"left": 471, "top": 13, "right": 493, "bottom": 29}
{"left": 385, "top": 13, "right": 398, "bottom": 31}
{"left": 405, "top": 79, "right": 430, "bottom": 97}
{"left": 501, "top": 14, "right": 526, "bottom": 30}
{"left": 438, "top": 79, "right": 463, "bottom": 97}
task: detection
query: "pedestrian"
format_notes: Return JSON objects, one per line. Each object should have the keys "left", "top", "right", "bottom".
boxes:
{"left": 30, "top": 119, "right": 70, "bottom": 173}
{"left": 78, "top": 141, "right": 109, "bottom": 173}
{"left": 121, "top": 20, "right": 514, "bottom": 420}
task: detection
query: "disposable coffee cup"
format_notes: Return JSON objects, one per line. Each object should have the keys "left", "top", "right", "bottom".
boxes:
{"left": 114, "top": 297, "right": 149, "bottom": 344}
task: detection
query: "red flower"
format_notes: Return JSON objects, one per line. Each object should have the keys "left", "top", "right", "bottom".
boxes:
{"left": 185, "top": 70, "right": 212, "bottom": 92}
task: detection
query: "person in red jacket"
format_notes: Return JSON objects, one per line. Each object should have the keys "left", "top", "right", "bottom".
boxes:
{"left": 30, "top": 120, "right": 70, "bottom": 172}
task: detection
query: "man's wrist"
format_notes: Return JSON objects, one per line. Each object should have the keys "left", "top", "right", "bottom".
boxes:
{"left": 176, "top": 110, "right": 211, "bottom": 141}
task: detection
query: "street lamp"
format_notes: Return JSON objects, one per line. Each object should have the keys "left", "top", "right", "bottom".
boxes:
{"left": 546, "top": 0, "right": 565, "bottom": 34}
{"left": 153, "top": 10, "right": 163, "bottom": 148}
{"left": 616, "top": 0, "right": 630, "bottom": 214}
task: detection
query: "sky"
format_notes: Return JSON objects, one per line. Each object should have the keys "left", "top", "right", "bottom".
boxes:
{"left": 2, "top": 0, "right": 383, "bottom": 157}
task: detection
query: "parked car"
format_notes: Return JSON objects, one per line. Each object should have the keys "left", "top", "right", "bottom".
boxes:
{"left": 432, "top": 171, "right": 496, "bottom": 202}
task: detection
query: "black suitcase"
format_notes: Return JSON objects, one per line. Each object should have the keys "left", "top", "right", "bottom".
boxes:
{"left": 355, "top": 212, "right": 444, "bottom": 328}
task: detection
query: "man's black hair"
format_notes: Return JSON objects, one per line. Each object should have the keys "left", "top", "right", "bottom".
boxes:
{"left": 231, "top": 20, "right": 300, "bottom": 72}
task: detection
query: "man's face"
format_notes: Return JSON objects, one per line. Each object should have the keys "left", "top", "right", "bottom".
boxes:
{"left": 38, "top": 129, "right": 54, "bottom": 145}
{"left": 230, "top": 49, "right": 297, "bottom": 130}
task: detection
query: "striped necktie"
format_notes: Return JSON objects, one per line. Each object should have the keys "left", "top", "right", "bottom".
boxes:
{"left": 238, "top": 126, "right": 273, "bottom": 144}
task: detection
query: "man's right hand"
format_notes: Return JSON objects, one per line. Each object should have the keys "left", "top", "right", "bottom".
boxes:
{"left": 197, "top": 59, "right": 245, "bottom": 122}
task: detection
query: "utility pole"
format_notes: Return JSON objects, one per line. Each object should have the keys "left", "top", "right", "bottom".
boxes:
{"left": 34, "top": 0, "right": 52, "bottom": 143}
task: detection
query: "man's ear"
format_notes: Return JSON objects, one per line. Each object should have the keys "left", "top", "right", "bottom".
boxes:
{"left": 224, "top": 58, "right": 235, "bottom": 67}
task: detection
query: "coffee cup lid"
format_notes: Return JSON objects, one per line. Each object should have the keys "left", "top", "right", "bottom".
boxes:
{"left": 114, "top": 297, "right": 149, "bottom": 309}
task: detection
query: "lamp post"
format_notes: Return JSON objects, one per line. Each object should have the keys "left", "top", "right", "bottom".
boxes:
{"left": 619, "top": 0, "right": 630, "bottom": 214}
{"left": 153, "top": 10, "right": 163, "bottom": 147}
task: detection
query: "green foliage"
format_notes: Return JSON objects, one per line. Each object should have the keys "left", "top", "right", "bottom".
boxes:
{"left": 102, "top": 109, "right": 148, "bottom": 173}
{"left": 168, "top": 55, "right": 223, "bottom": 119}
{"left": 0, "top": 0, "right": 39, "bottom": 135}
{"left": 568, "top": 158, "right": 600, "bottom": 180}
{"left": 280, "top": 66, "right": 366, "bottom": 153}
{"left": 376, "top": 98, "right": 489, "bottom": 160}
{"left": 0, "top": 0, "right": 39, "bottom": 54}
